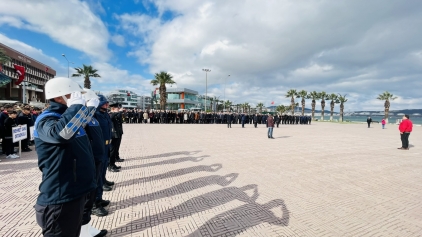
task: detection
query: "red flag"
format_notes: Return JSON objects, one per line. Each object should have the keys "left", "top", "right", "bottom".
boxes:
{"left": 13, "top": 64, "right": 25, "bottom": 85}
{"left": 45, "top": 67, "right": 49, "bottom": 72}
{"left": 271, "top": 101, "right": 274, "bottom": 105}
{"left": 127, "top": 92, "right": 130, "bottom": 96}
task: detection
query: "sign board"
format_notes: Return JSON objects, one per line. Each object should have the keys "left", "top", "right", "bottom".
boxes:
{"left": 29, "top": 126, "right": 34, "bottom": 141}
{"left": 12, "top": 125, "right": 27, "bottom": 143}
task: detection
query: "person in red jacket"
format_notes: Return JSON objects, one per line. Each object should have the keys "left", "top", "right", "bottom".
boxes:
{"left": 398, "top": 114, "right": 412, "bottom": 150}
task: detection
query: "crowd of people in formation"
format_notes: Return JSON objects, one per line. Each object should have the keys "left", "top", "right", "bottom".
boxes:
{"left": 118, "top": 109, "right": 313, "bottom": 126}
{"left": 31, "top": 77, "right": 127, "bottom": 237}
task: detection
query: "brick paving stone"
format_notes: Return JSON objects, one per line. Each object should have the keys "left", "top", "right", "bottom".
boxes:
{"left": 0, "top": 122, "right": 421, "bottom": 236}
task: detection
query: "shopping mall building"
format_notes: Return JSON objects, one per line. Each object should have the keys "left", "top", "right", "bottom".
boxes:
{"left": 0, "top": 43, "right": 56, "bottom": 103}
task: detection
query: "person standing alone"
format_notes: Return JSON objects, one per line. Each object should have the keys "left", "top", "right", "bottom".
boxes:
{"left": 398, "top": 115, "right": 412, "bottom": 150}
{"left": 267, "top": 114, "right": 275, "bottom": 139}
{"left": 367, "top": 117, "right": 372, "bottom": 128}
{"left": 381, "top": 118, "right": 386, "bottom": 129}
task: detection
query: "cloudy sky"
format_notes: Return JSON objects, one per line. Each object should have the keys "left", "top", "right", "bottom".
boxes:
{"left": 0, "top": 0, "right": 421, "bottom": 111}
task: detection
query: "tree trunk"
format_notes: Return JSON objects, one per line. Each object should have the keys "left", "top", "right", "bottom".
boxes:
{"left": 340, "top": 103, "right": 344, "bottom": 122}
{"left": 84, "top": 76, "right": 91, "bottom": 89}
{"left": 321, "top": 99, "right": 325, "bottom": 121}
{"left": 384, "top": 100, "right": 390, "bottom": 123}
{"left": 330, "top": 101, "right": 334, "bottom": 121}
{"left": 311, "top": 100, "right": 316, "bottom": 120}
{"left": 301, "top": 98, "right": 305, "bottom": 115}
{"left": 160, "top": 84, "right": 166, "bottom": 110}
{"left": 291, "top": 97, "right": 295, "bottom": 115}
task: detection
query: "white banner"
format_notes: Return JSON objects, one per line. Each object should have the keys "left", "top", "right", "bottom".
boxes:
{"left": 12, "top": 125, "right": 27, "bottom": 143}
{"left": 29, "top": 126, "right": 34, "bottom": 141}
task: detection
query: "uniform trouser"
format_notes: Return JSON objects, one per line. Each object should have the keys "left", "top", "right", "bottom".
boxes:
{"left": 34, "top": 194, "right": 87, "bottom": 237}
{"left": 401, "top": 133, "right": 410, "bottom": 148}
{"left": 97, "top": 145, "right": 110, "bottom": 201}
{"left": 227, "top": 122, "right": 231, "bottom": 128}
{"left": 254, "top": 122, "right": 257, "bottom": 128}
{"left": 110, "top": 138, "right": 122, "bottom": 166}
{"left": 83, "top": 161, "right": 101, "bottom": 225}
{"left": 3, "top": 138, "right": 13, "bottom": 155}
{"left": 242, "top": 121, "right": 245, "bottom": 127}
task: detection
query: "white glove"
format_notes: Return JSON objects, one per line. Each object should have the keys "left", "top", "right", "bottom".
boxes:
{"left": 86, "top": 98, "right": 100, "bottom": 108}
{"left": 67, "top": 92, "right": 85, "bottom": 107}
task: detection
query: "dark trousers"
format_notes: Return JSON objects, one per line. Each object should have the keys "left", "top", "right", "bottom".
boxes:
{"left": 35, "top": 195, "right": 87, "bottom": 237}
{"left": 110, "top": 137, "right": 122, "bottom": 166}
{"left": 3, "top": 138, "right": 13, "bottom": 155}
{"left": 97, "top": 145, "right": 110, "bottom": 201}
{"left": 401, "top": 133, "right": 410, "bottom": 148}
{"left": 254, "top": 122, "right": 257, "bottom": 128}
{"left": 83, "top": 161, "right": 101, "bottom": 225}
{"left": 242, "top": 121, "right": 245, "bottom": 127}
{"left": 367, "top": 122, "right": 370, "bottom": 128}
{"left": 227, "top": 122, "right": 231, "bottom": 128}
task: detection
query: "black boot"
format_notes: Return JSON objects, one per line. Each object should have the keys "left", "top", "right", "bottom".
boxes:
{"left": 98, "top": 199, "right": 110, "bottom": 207}
{"left": 108, "top": 165, "right": 120, "bottom": 172}
{"left": 105, "top": 179, "right": 114, "bottom": 186}
{"left": 103, "top": 184, "right": 112, "bottom": 191}
{"left": 92, "top": 202, "right": 108, "bottom": 217}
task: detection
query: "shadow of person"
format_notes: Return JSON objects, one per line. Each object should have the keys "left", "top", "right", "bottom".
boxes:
{"left": 124, "top": 155, "right": 209, "bottom": 171}
{"left": 116, "top": 173, "right": 239, "bottom": 208}
{"left": 134, "top": 150, "right": 202, "bottom": 160}
{"left": 187, "top": 199, "right": 289, "bottom": 237}
{"left": 117, "top": 164, "right": 223, "bottom": 187}
{"left": 114, "top": 184, "right": 260, "bottom": 234}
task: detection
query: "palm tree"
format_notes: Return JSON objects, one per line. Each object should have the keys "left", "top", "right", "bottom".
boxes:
{"left": 377, "top": 91, "right": 398, "bottom": 123}
{"left": 224, "top": 100, "right": 232, "bottom": 111}
{"left": 276, "top": 105, "right": 288, "bottom": 115}
{"left": 242, "top": 102, "right": 249, "bottom": 113}
{"left": 257, "top": 102, "right": 264, "bottom": 113}
{"left": 150, "top": 71, "right": 176, "bottom": 110}
{"left": 296, "top": 90, "right": 307, "bottom": 115}
{"left": 72, "top": 64, "right": 101, "bottom": 89}
{"left": 0, "top": 47, "right": 11, "bottom": 65}
{"left": 308, "top": 91, "right": 319, "bottom": 120}
{"left": 285, "top": 89, "right": 297, "bottom": 115}
{"left": 318, "top": 91, "right": 329, "bottom": 121}
{"left": 338, "top": 94, "right": 348, "bottom": 122}
{"left": 328, "top": 93, "right": 339, "bottom": 121}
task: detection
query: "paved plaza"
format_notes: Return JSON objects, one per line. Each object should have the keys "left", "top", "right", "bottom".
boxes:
{"left": 0, "top": 122, "right": 421, "bottom": 237}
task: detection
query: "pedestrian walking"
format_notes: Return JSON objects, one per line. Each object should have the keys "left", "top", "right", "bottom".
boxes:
{"left": 398, "top": 115, "right": 412, "bottom": 150}
{"left": 267, "top": 114, "right": 275, "bottom": 139}
{"left": 381, "top": 118, "right": 386, "bottom": 129}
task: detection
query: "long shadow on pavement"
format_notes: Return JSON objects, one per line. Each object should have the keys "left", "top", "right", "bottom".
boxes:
{"left": 132, "top": 150, "right": 202, "bottom": 160}
{"left": 123, "top": 155, "right": 209, "bottom": 171}
{"left": 114, "top": 173, "right": 239, "bottom": 209}
{"left": 187, "top": 199, "right": 289, "bottom": 237}
{"left": 116, "top": 164, "right": 223, "bottom": 187}
{"left": 111, "top": 184, "right": 261, "bottom": 234}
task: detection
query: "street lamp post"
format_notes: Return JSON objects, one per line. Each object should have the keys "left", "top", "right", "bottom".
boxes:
{"left": 202, "top": 69, "right": 211, "bottom": 111}
{"left": 223, "top": 74, "right": 230, "bottom": 111}
{"left": 61, "top": 54, "right": 73, "bottom": 78}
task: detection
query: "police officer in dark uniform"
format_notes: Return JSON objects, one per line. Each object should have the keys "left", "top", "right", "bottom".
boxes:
{"left": 227, "top": 112, "right": 233, "bottom": 128}
{"left": 33, "top": 77, "right": 97, "bottom": 236}
{"left": 81, "top": 89, "right": 108, "bottom": 236}
{"left": 109, "top": 103, "right": 124, "bottom": 172}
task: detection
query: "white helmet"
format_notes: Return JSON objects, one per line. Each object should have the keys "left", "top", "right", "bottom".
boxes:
{"left": 45, "top": 77, "right": 84, "bottom": 100}
{"left": 82, "top": 88, "right": 99, "bottom": 101}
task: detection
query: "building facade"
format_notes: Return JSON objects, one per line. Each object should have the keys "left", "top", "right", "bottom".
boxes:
{"left": 0, "top": 43, "right": 56, "bottom": 103}
{"left": 153, "top": 88, "right": 211, "bottom": 110}
{"left": 107, "top": 90, "right": 138, "bottom": 109}
{"left": 137, "top": 95, "right": 151, "bottom": 110}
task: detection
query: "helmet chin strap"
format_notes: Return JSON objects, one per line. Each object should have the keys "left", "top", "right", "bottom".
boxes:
{"left": 61, "top": 96, "right": 68, "bottom": 103}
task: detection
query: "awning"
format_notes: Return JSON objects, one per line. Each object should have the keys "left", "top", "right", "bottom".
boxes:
{"left": 0, "top": 71, "right": 11, "bottom": 87}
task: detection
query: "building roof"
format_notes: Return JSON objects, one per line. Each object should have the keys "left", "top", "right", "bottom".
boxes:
{"left": 166, "top": 88, "right": 198, "bottom": 94}
{"left": 0, "top": 43, "right": 56, "bottom": 74}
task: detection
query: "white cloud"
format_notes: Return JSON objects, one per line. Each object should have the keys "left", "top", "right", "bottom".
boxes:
{"left": 111, "top": 34, "right": 126, "bottom": 47}
{"left": 0, "top": 0, "right": 111, "bottom": 60}
{"left": 118, "top": 0, "right": 422, "bottom": 110}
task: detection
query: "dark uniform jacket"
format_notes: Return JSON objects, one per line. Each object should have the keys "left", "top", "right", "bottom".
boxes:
{"left": 85, "top": 115, "right": 105, "bottom": 163}
{"left": 95, "top": 108, "right": 113, "bottom": 153}
{"left": 111, "top": 112, "right": 124, "bottom": 139}
{"left": 34, "top": 101, "right": 96, "bottom": 205}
